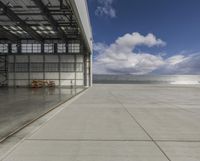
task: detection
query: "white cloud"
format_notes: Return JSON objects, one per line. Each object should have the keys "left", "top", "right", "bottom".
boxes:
{"left": 93, "top": 32, "right": 200, "bottom": 75}
{"left": 166, "top": 55, "right": 187, "bottom": 65}
{"left": 94, "top": 32, "right": 166, "bottom": 74}
{"left": 95, "top": 0, "right": 116, "bottom": 18}
{"left": 160, "top": 53, "right": 200, "bottom": 74}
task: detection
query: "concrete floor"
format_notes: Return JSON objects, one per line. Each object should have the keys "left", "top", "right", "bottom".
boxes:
{"left": 0, "top": 87, "right": 84, "bottom": 141}
{"left": 1, "top": 84, "right": 200, "bottom": 161}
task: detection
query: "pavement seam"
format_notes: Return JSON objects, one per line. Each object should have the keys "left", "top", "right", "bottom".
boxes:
{"left": 0, "top": 88, "right": 89, "bottom": 161}
{"left": 24, "top": 88, "right": 89, "bottom": 140}
{"left": 26, "top": 139, "right": 152, "bottom": 142}
{"left": 25, "top": 139, "right": 200, "bottom": 142}
{"left": 122, "top": 107, "right": 172, "bottom": 161}
{"left": 0, "top": 88, "right": 87, "bottom": 143}
{"left": 109, "top": 91, "right": 172, "bottom": 161}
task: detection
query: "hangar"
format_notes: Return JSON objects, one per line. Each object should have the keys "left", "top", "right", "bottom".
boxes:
{"left": 0, "top": 0, "right": 92, "bottom": 87}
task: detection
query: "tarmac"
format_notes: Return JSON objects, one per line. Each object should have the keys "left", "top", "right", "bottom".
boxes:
{"left": 1, "top": 84, "right": 200, "bottom": 161}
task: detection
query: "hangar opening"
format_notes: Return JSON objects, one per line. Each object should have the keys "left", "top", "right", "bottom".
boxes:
{"left": 0, "top": 0, "right": 92, "bottom": 141}
{"left": 0, "top": 0, "right": 92, "bottom": 88}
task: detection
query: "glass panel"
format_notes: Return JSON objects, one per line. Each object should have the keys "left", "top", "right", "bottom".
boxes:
{"left": 0, "top": 44, "right": 8, "bottom": 53}
{"left": 21, "top": 44, "right": 41, "bottom": 53}
{"left": 57, "top": 43, "right": 66, "bottom": 53}
{"left": 76, "top": 63, "right": 83, "bottom": 72}
{"left": 61, "top": 63, "right": 75, "bottom": 72}
{"left": 12, "top": 44, "right": 17, "bottom": 53}
{"left": 31, "top": 63, "right": 43, "bottom": 72}
{"left": 68, "top": 43, "right": 80, "bottom": 53}
{"left": 33, "top": 44, "right": 41, "bottom": 53}
{"left": 9, "top": 63, "right": 14, "bottom": 72}
{"left": 44, "top": 44, "right": 54, "bottom": 53}
{"left": 45, "top": 63, "right": 59, "bottom": 72}
{"left": 15, "top": 63, "right": 28, "bottom": 72}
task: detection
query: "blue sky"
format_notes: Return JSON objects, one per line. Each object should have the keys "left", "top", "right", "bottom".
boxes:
{"left": 88, "top": 0, "right": 200, "bottom": 75}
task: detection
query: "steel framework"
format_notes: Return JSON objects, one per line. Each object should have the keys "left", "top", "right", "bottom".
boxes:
{"left": 0, "top": 0, "right": 91, "bottom": 87}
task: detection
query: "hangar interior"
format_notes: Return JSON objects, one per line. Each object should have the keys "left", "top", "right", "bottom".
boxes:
{"left": 0, "top": 0, "right": 92, "bottom": 88}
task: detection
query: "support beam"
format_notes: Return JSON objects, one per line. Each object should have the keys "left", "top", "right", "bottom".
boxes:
{"left": 0, "top": 26, "right": 19, "bottom": 42}
{"left": 0, "top": 1, "right": 43, "bottom": 42}
{"left": 32, "top": 0, "right": 68, "bottom": 41}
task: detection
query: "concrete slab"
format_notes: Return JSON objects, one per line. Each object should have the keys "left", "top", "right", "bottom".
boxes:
{"left": 126, "top": 108, "right": 200, "bottom": 141}
{"left": 123, "top": 103, "right": 179, "bottom": 109}
{"left": 157, "top": 142, "right": 200, "bottom": 161}
{"left": 0, "top": 91, "right": 87, "bottom": 160}
{"left": 71, "top": 86, "right": 121, "bottom": 105}
{"left": 3, "top": 141, "right": 169, "bottom": 161}
{"left": 73, "top": 92, "right": 118, "bottom": 104}
{"left": 175, "top": 104, "right": 200, "bottom": 114}
{"left": 109, "top": 84, "right": 200, "bottom": 105}
{"left": 0, "top": 87, "right": 84, "bottom": 141}
{"left": 29, "top": 107, "right": 150, "bottom": 140}
{"left": 68, "top": 103, "right": 123, "bottom": 109}
{"left": 1, "top": 84, "right": 200, "bottom": 161}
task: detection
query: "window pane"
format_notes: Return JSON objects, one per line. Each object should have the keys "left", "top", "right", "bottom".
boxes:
{"left": 61, "top": 63, "right": 75, "bottom": 72}
{"left": 15, "top": 63, "right": 28, "bottom": 72}
{"left": 76, "top": 63, "right": 83, "bottom": 72}
{"left": 9, "top": 63, "right": 14, "bottom": 72}
{"left": 33, "top": 44, "right": 41, "bottom": 53}
{"left": 44, "top": 44, "right": 54, "bottom": 53}
{"left": 0, "top": 44, "right": 8, "bottom": 53}
{"left": 45, "top": 63, "right": 59, "bottom": 72}
{"left": 31, "top": 63, "right": 43, "bottom": 72}
{"left": 12, "top": 44, "right": 17, "bottom": 53}
{"left": 57, "top": 43, "right": 66, "bottom": 53}
{"left": 21, "top": 44, "right": 41, "bottom": 53}
{"left": 68, "top": 43, "right": 80, "bottom": 53}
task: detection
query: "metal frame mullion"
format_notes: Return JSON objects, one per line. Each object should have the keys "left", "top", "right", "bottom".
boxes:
{"left": 54, "top": 43, "right": 60, "bottom": 86}
{"left": 41, "top": 42, "right": 45, "bottom": 81}
{"left": 83, "top": 53, "right": 87, "bottom": 86}
{"left": 74, "top": 53, "right": 77, "bottom": 89}
{"left": 28, "top": 47, "right": 31, "bottom": 87}
{"left": 58, "top": 46, "right": 61, "bottom": 87}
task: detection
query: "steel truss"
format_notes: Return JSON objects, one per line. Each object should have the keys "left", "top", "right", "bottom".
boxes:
{"left": 0, "top": 0, "right": 90, "bottom": 87}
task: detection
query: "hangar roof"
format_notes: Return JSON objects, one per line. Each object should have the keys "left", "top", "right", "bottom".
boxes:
{"left": 0, "top": 0, "right": 92, "bottom": 52}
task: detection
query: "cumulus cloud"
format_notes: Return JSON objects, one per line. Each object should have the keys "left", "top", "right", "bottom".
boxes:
{"left": 93, "top": 32, "right": 200, "bottom": 75}
{"left": 95, "top": 0, "right": 116, "bottom": 18}
{"left": 94, "top": 32, "right": 166, "bottom": 74}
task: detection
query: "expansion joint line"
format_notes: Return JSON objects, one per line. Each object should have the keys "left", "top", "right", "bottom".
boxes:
{"left": 109, "top": 91, "right": 172, "bottom": 161}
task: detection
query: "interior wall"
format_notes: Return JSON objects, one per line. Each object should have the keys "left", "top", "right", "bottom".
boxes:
{"left": 8, "top": 54, "right": 86, "bottom": 87}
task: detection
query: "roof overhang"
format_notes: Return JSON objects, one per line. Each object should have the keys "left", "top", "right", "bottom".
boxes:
{"left": 69, "top": 0, "right": 93, "bottom": 53}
